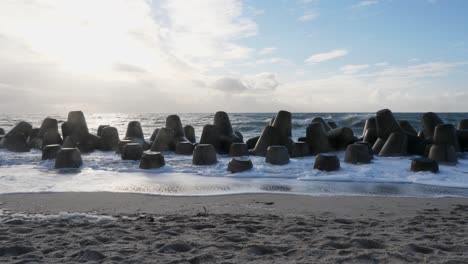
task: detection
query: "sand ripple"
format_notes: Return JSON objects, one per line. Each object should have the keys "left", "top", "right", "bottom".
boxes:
{"left": 0, "top": 204, "right": 467, "bottom": 263}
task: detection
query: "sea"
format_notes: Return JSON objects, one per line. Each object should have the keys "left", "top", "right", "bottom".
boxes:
{"left": 1, "top": 112, "right": 468, "bottom": 198}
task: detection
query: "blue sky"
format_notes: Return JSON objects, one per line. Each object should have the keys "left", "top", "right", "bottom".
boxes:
{"left": 0, "top": 0, "right": 467, "bottom": 113}
{"left": 249, "top": 0, "right": 468, "bottom": 59}
{"left": 241, "top": 0, "right": 468, "bottom": 77}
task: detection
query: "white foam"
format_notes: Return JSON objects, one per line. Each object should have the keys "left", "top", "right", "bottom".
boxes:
{"left": 1, "top": 149, "right": 468, "bottom": 197}
{"left": 0, "top": 208, "right": 116, "bottom": 222}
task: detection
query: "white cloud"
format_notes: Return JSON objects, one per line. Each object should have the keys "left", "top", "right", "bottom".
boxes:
{"left": 258, "top": 47, "right": 277, "bottom": 55}
{"left": 254, "top": 57, "right": 290, "bottom": 65}
{"left": 0, "top": 0, "right": 467, "bottom": 113}
{"left": 305, "top": 49, "right": 349, "bottom": 64}
{"left": 158, "top": 0, "right": 257, "bottom": 68}
{"left": 0, "top": 0, "right": 261, "bottom": 113}
{"left": 298, "top": 11, "right": 320, "bottom": 21}
{"left": 212, "top": 72, "right": 279, "bottom": 93}
{"left": 244, "top": 72, "right": 280, "bottom": 91}
{"left": 274, "top": 61, "right": 468, "bottom": 112}
{"left": 369, "top": 62, "right": 468, "bottom": 78}
{"left": 212, "top": 77, "right": 247, "bottom": 92}
{"left": 113, "top": 63, "right": 147, "bottom": 73}
{"left": 245, "top": 5, "right": 265, "bottom": 16}
{"left": 374, "top": 62, "right": 389, "bottom": 67}
{"left": 353, "top": 0, "right": 379, "bottom": 8}
{"left": 340, "top": 64, "right": 370, "bottom": 74}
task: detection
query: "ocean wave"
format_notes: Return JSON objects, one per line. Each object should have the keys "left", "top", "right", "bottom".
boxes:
{"left": 1, "top": 148, "right": 468, "bottom": 197}
{"left": 1, "top": 112, "right": 468, "bottom": 197}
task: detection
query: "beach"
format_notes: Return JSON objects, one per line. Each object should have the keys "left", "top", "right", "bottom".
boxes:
{"left": 1, "top": 110, "right": 468, "bottom": 263}
{"left": 2, "top": 0, "right": 468, "bottom": 262}
{"left": 0, "top": 192, "right": 467, "bottom": 263}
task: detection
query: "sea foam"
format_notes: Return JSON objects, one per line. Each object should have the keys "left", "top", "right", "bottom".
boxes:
{"left": 1, "top": 112, "right": 468, "bottom": 197}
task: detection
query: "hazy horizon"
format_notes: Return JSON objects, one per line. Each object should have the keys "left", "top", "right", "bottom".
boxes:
{"left": 2, "top": 110, "right": 468, "bottom": 115}
{"left": 1, "top": 0, "right": 467, "bottom": 113}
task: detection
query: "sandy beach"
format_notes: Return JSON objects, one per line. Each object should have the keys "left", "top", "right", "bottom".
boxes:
{"left": 2, "top": 0, "right": 468, "bottom": 262}
{"left": 0, "top": 193, "right": 466, "bottom": 263}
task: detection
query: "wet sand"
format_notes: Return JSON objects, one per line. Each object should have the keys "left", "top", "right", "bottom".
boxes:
{"left": 0, "top": 192, "right": 467, "bottom": 263}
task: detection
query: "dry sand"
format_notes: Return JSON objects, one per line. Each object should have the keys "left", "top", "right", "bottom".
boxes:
{"left": 0, "top": 192, "right": 467, "bottom": 263}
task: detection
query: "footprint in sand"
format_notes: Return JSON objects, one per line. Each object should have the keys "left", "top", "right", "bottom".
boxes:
{"left": 321, "top": 241, "right": 351, "bottom": 250}
{"left": 334, "top": 218, "right": 353, "bottom": 224}
{"left": 350, "top": 238, "right": 385, "bottom": 249}
{"left": 0, "top": 244, "right": 35, "bottom": 257}
{"left": 158, "top": 241, "right": 192, "bottom": 253}
{"left": 404, "top": 243, "right": 435, "bottom": 254}
{"left": 189, "top": 253, "right": 217, "bottom": 264}
{"left": 9, "top": 227, "right": 33, "bottom": 234}
{"left": 191, "top": 224, "right": 216, "bottom": 230}
{"left": 244, "top": 244, "right": 275, "bottom": 256}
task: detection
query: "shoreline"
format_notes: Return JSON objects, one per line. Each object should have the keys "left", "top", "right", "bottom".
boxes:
{"left": 1, "top": 191, "right": 467, "bottom": 217}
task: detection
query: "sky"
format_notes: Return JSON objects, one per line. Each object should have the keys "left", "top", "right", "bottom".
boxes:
{"left": 0, "top": 0, "right": 467, "bottom": 113}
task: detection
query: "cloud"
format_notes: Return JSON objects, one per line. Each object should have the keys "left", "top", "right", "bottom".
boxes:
{"left": 0, "top": 0, "right": 467, "bottom": 113}
{"left": 275, "top": 61, "right": 468, "bottom": 112}
{"left": 368, "top": 62, "right": 468, "bottom": 78}
{"left": 0, "top": 0, "right": 260, "bottom": 113}
{"left": 340, "top": 64, "right": 370, "bottom": 74}
{"left": 305, "top": 49, "right": 349, "bottom": 64}
{"left": 374, "top": 62, "right": 388, "bottom": 67}
{"left": 245, "top": 5, "right": 265, "bottom": 16}
{"left": 244, "top": 72, "right": 280, "bottom": 91}
{"left": 298, "top": 11, "right": 320, "bottom": 21}
{"left": 252, "top": 57, "right": 290, "bottom": 65}
{"left": 258, "top": 47, "right": 277, "bottom": 55}
{"left": 113, "top": 63, "right": 148, "bottom": 73}
{"left": 212, "top": 72, "right": 279, "bottom": 93}
{"left": 212, "top": 77, "right": 247, "bottom": 92}
{"left": 353, "top": 0, "right": 379, "bottom": 8}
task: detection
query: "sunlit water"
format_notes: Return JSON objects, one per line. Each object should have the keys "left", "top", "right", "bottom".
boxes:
{"left": 1, "top": 112, "right": 468, "bottom": 198}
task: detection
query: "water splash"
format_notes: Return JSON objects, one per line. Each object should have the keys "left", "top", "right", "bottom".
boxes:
{"left": 1, "top": 112, "right": 468, "bottom": 197}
